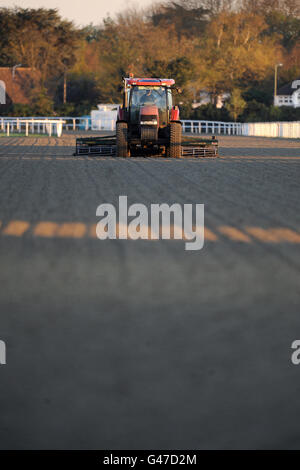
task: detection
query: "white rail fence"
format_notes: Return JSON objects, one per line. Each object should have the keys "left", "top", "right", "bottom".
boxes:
{"left": 242, "top": 121, "right": 300, "bottom": 139}
{"left": 0, "top": 118, "right": 66, "bottom": 137}
{"left": 182, "top": 120, "right": 300, "bottom": 138}
{"left": 182, "top": 121, "right": 243, "bottom": 135}
{"left": 0, "top": 117, "right": 299, "bottom": 139}
{"left": 0, "top": 116, "right": 89, "bottom": 136}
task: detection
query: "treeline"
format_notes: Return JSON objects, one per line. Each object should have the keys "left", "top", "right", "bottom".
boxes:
{"left": 0, "top": 0, "right": 300, "bottom": 121}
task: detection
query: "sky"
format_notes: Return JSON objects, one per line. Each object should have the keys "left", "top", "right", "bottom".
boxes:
{"left": 0, "top": 0, "right": 162, "bottom": 26}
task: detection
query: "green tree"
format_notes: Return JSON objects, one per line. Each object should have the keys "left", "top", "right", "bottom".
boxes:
{"left": 54, "top": 73, "right": 103, "bottom": 114}
{"left": 96, "top": 11, "right": 192, "bottom": 102}
{"left": 192, "top": 10, "right": 281, "bottom": 103}
{"left": 0, "top": 8, "right": 81, "bottom": 84}
{"left": 225, "top": 89, "right": 247, "bottom": 121}
{"left": 31, "top": 88, "right": 54, "bottom": 115}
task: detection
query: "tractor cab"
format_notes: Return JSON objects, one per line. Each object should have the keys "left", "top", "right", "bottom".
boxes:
{"left": 128, "top": 84, "right": 172, "bottom": 131}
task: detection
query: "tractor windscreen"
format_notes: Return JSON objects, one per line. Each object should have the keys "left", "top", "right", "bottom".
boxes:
{"left": 129, "top": 86, "right": 171, "bottom": 126}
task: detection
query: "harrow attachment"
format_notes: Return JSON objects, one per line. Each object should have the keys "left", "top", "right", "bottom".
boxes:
{"left": 181, "top": 137, "right": 218, "bottom": 157}
{"left": 75, "top": 135, "right": 218, "bottom": 157}
{"left": 75, "top": 135, "right": 116, "bottom": 156}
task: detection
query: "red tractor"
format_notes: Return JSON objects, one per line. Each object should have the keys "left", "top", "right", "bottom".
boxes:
{"left": 116, "top": 77, "right": 182, "bottom": 158}
{"left": 75, "top": 77, "right": 218, "bottom": 158}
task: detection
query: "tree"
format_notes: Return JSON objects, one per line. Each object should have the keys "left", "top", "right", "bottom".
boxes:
{"left": 225, "top": 88, "right": 247, "bottom": 121}
{"left": 264, "top": 12, "right": 300, "bottom": 50}
{"left": 241, "top": 0, "right": 300, "bottom": 17}
{"left": 192, "top": 11, "right": 281, "bottom": 101}
{"left": 54, "top": 73, "right": 103, "bottom": 114}
{"left": 150, "top": 0, "right": 210, "bottom": 38}
{"left": 95, "top": 10, "right": 192, "bottom": 102}
{"left": 31, "top": 88, "right": 54, "bottom": 115}
{"left": 0, "top": 8, "right": 81, "bottom": 85}
{"left": 145, "top": 57, "right": 194, "bottom": 86}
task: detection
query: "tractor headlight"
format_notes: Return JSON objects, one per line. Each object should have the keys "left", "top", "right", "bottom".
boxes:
{"left": 140, "top": 120, "right": 158, "bottom": 125}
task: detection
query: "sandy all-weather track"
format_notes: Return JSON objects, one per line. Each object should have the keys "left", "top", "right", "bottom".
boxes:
{"left": 0, "top": 132, "right": 300, "bottom": 449}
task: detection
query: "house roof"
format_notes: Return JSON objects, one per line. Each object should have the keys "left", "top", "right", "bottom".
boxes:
{"left": 0, "top": 67, "right": 41, "bottom": 105}
{"left": 277, "top": 78, "right": 300, "bottom": 96}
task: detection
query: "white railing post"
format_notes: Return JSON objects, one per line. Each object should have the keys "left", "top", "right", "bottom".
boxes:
{"left": 56, "top": 122, "right": 62, "bottom": 137}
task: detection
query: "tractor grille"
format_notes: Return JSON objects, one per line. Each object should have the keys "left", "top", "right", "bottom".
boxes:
{"left": 141, "top": 126, "right": 158, "bottom": 142}
{"left": 140, "top": 115, "right": 157, "bottom": 122}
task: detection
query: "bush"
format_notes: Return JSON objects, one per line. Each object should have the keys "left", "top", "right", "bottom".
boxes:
{"left": 1, "top": 103, "right": 34, "bottom": 116}
{"left": 30, "top": 89, "right": 54, "bottom": 116}
{"left": 180, "top": 103, "right": 230, "bottom": 121}
{"left": 271, "top": 106, "right": 300, "bottom": 121}
{"left": 54, "top": 103, "right": 76, "bottom": 116}
{"left": 241, "top": 100, "right": 270, "bottom": 122}
{"left": 241, "top": 101, "right": 300, "bottom": 122}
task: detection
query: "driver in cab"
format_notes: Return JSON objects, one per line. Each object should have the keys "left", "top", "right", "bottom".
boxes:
{"left": 140, "top": 89, "right": 156, "bottom": 105}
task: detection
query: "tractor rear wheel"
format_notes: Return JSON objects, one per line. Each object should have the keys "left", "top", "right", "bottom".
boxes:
{"left": 116, "top": 122, "right": 129, "bottom": 157}
{"left": 169, "top": 122, "right": 182, "bottom": 158}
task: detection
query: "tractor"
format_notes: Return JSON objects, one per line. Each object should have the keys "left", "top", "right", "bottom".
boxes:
{"left": 75, "top": 77, "right": 218, "bottom": 158}
{"left": 116, "top": 77, "right": 182, "bottom": 158}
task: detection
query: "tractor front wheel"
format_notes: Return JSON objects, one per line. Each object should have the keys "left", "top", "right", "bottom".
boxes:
{"left": 116, "top": 122, "right": 129, "bottom": 157}
{"left": 169, "top": 122, "right": 182, "bottom": 158}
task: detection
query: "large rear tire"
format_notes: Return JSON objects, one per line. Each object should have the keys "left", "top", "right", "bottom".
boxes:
{"left": 169, "top": 121, "right": 182, "bottom": 158}
{"left": 116, "top": 122, "right": 129, "bottom": 157}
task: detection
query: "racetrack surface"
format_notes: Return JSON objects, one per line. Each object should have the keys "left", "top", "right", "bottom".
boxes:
{"left": 0, "top": 133, "right": 300, "bottom": 449}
